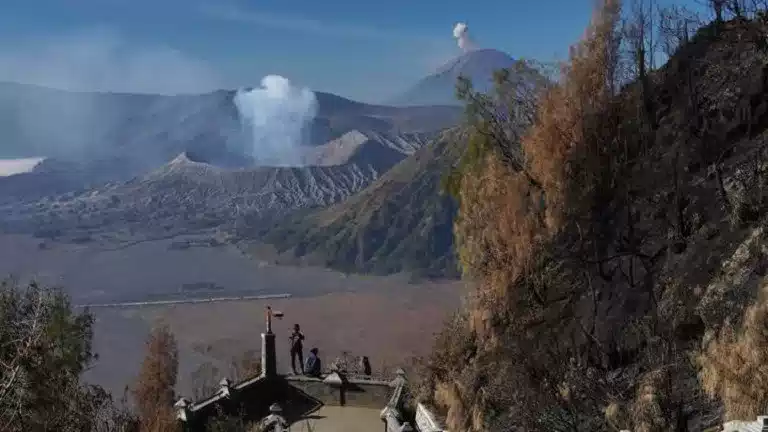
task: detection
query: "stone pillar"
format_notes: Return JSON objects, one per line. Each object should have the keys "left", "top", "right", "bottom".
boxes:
{"left": 263, "top": 404, "right": 289, "bottom": 432}
{"left": 261, "top": 331, "right": 277, "bottom": 377}
{"left": 174, "top": 397, "right": 191, "bottom": 422}
{"left": 218, "top": 378, "right": 233, "bottom": 398}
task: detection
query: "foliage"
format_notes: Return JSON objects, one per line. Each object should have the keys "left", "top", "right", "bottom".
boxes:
{"left": 424, "top": 1, "right": 768, "bottom": 430}
{"left": 441, "top": 59, "right": 551, "bottom": 206}
{"left": 423, "top": 0, "right": 690, "bottom": 430}
{"left": 0, "top": 279, "right": 138, "bottom": 431}
{"left": 698, "top": 282, "right": 768, "bottom": 421}
{"left": 190, "top": 349, "right": 262, "bottom": 401}
{"left": 261, "top": 132, "right": 463, "bottom": 279}
{"left": 206, "top": 410, "right": 262, "bottom": 432}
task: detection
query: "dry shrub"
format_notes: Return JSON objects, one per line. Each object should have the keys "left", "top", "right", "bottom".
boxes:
{"left": 190, "top": 362, "right": 221, "bottom": 401}
{"left": 726, "top": 148, "right": 768, "bottom": 228}
{"left": 132, "top": 324, "right": 180, "bottom": 432}
{"left": 425, "top": 312, "right": 476, "bottom": 395}
{"left": 523, "top": 0, "right": 623, "bottom": 226}
{"left": 605, "top": 401, "right": 630, "bottom": 431}
{"left": 434, "top": 1, "right": 626, "bottom": 430}
{"left": 230, "top": 349, "right": 261, "bottom": 381}
{"left": 191, "top": 350, "right": 262, "bottom": 401}
{"left": 630, "top": 368, "right": 672, "bottom": 432}
{"left": 454, "top": 158, "right": 541, "bottom": 303}
{"left": 698, "top": 283, "right": 768, "bottom": 421}
{"left": 207, "top": 413, "right": 264, "bottom": 432}
{"left": 435, "top": 381, "right": 469, "bottom": 431}
{"left": 454, "top": 0, "right": 624, "bottom": 310}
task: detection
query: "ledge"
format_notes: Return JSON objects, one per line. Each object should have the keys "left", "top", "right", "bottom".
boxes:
{"left": 415, "top": 402, "right": 448, "bottom": 432}
{"left": 284, "top": 373, "right": 391, "bottom": 387}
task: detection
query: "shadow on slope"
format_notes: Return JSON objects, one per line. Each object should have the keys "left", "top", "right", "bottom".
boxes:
{"left": 254, "top": 130, "right": 464, "bottom": 279}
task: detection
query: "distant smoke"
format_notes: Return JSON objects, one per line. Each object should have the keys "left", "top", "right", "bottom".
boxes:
{"left": 0, "top": 28, "right": 221, "bottom": 95}
{"left": 0, "top": 28, "right": 223, "bottom": 163}
{"left": 453, "top": 22, "right": 477, "bottom": 52}
{"left": 234, "top": 75, "right": 318, "bottom": 166}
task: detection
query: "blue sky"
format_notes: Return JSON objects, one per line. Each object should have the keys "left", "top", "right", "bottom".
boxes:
{"left": 0, "top": 0, "right": 708, "bottom": 103}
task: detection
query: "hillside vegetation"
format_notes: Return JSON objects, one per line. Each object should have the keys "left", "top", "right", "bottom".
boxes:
{"left": 419, "top": 2, "right": 768, "bottom": 431}
{"left": 257, "top": 130, "right": 464, "bottom": 278}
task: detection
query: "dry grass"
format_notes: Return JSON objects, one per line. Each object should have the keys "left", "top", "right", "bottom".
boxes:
{"left": 604, "top": 401, "right": 630, "bottom": 431}
{"left": 698, "top": 282, "right": 768, "bottom": 421}
{"left": 630, "top": 368, "right": 672, "bottom": 432}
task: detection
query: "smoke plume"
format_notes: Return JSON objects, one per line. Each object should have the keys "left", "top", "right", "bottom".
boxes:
{"left": 453, "top": 22, "right": 476, "bottom": 52}
{"left": 234, "top": 75, "right": 318, "bottom": 166}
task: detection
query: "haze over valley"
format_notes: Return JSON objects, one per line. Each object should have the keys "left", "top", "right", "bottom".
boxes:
{"left": 0, "top": 19, "right": 514, "bottom": 395}
{"left": 9, "top": 1, "right": 768, "bottom": 430}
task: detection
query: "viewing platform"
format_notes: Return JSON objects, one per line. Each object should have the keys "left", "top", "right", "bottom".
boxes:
{"left": 172, "top": 305, "right": 449, "bottom": 431}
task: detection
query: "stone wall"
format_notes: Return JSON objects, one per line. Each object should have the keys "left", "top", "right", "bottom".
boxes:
{"left": 415, "top": 402, "right": 448, "bottom": 432}
{"left": 174, "top": 372, "right": 407, "bottom": 431}
{"left": 722, "top": 415, "right": 768, "bottom": 432}
{"left": 285, "top": 374, "right": 393, "bottom": 408}
{"left": 175, "top": 376, "right": 322, "bottom": 431}
{"left": 174, "top": 311, "right": 417, "bottom": 431}
{"left": 381, "top": 370, "right": 416, "bottom": 432}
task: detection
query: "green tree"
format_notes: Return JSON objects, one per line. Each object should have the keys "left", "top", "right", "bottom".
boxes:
{"left": 0, "top": 279, "right": 138, "bottom": 431}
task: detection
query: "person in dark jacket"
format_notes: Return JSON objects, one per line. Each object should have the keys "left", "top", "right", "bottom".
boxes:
{"left": 289, "top": 324, "right": 305, "bottom": 374}
{"left": 304, "top": 348, "right": 322, "bottom": 377}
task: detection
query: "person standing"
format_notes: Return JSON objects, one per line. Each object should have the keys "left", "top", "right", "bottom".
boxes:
{"left": 289, "top": 324, "right": 305, "bottom": 375}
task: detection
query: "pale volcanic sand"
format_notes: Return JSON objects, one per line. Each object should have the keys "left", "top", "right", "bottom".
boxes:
{"left": 290, "top": 406, "right": 382, "bottom": 432}
{"left": 86, "top": 281, "right": 464, "bottom": 397}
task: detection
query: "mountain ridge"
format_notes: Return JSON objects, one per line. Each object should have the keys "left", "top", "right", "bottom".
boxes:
{"left": 0, "top": 81, "right": 461, "bottom": 202}
{"left": 0, "top": 128, "right": 440, "bottom": 245}
{"left": 253, "top": 129, "right": 465, "bottom": 278}
{"left": 390, "top": 48, "right": 518, "bottom": 106}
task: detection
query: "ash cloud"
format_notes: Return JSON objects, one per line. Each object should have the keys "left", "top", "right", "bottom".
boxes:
{"left": 233, "top": 75, "right": 318, "bottom": 166}
{"left": 453, "top": 22, "right": 477, "bottom": 53}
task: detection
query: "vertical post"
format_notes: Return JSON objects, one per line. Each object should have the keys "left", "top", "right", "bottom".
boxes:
{"left": 174, "top": 397, "right": 191, "bottom": 423}
{"left": 262, "top": 306, "right": 277, "bottom": 377}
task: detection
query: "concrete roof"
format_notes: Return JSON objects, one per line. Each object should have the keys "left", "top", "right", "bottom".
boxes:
{"left": 289, "top": 405, "right": 382, "bottom": 432}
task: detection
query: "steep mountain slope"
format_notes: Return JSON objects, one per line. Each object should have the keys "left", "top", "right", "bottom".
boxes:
{"left": 0, "top": 82, "right": 462, "bottom": 201}
{"left": 390, "top": 49, "right": 518, "bottom": 106}
{"left": 420, "top": 18, "right": 768, "bottom": 432}
{"left": 254, "top": 130, "right": 464, "bottom": 278}
{"left": 300, "top": 130, "right": 432, "bottom": 169}
{"left": 0, "top": 128, "right": 433, "bottom": 243}
{"left": 0, "top": 82, "right": 460, "bottom": 159}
